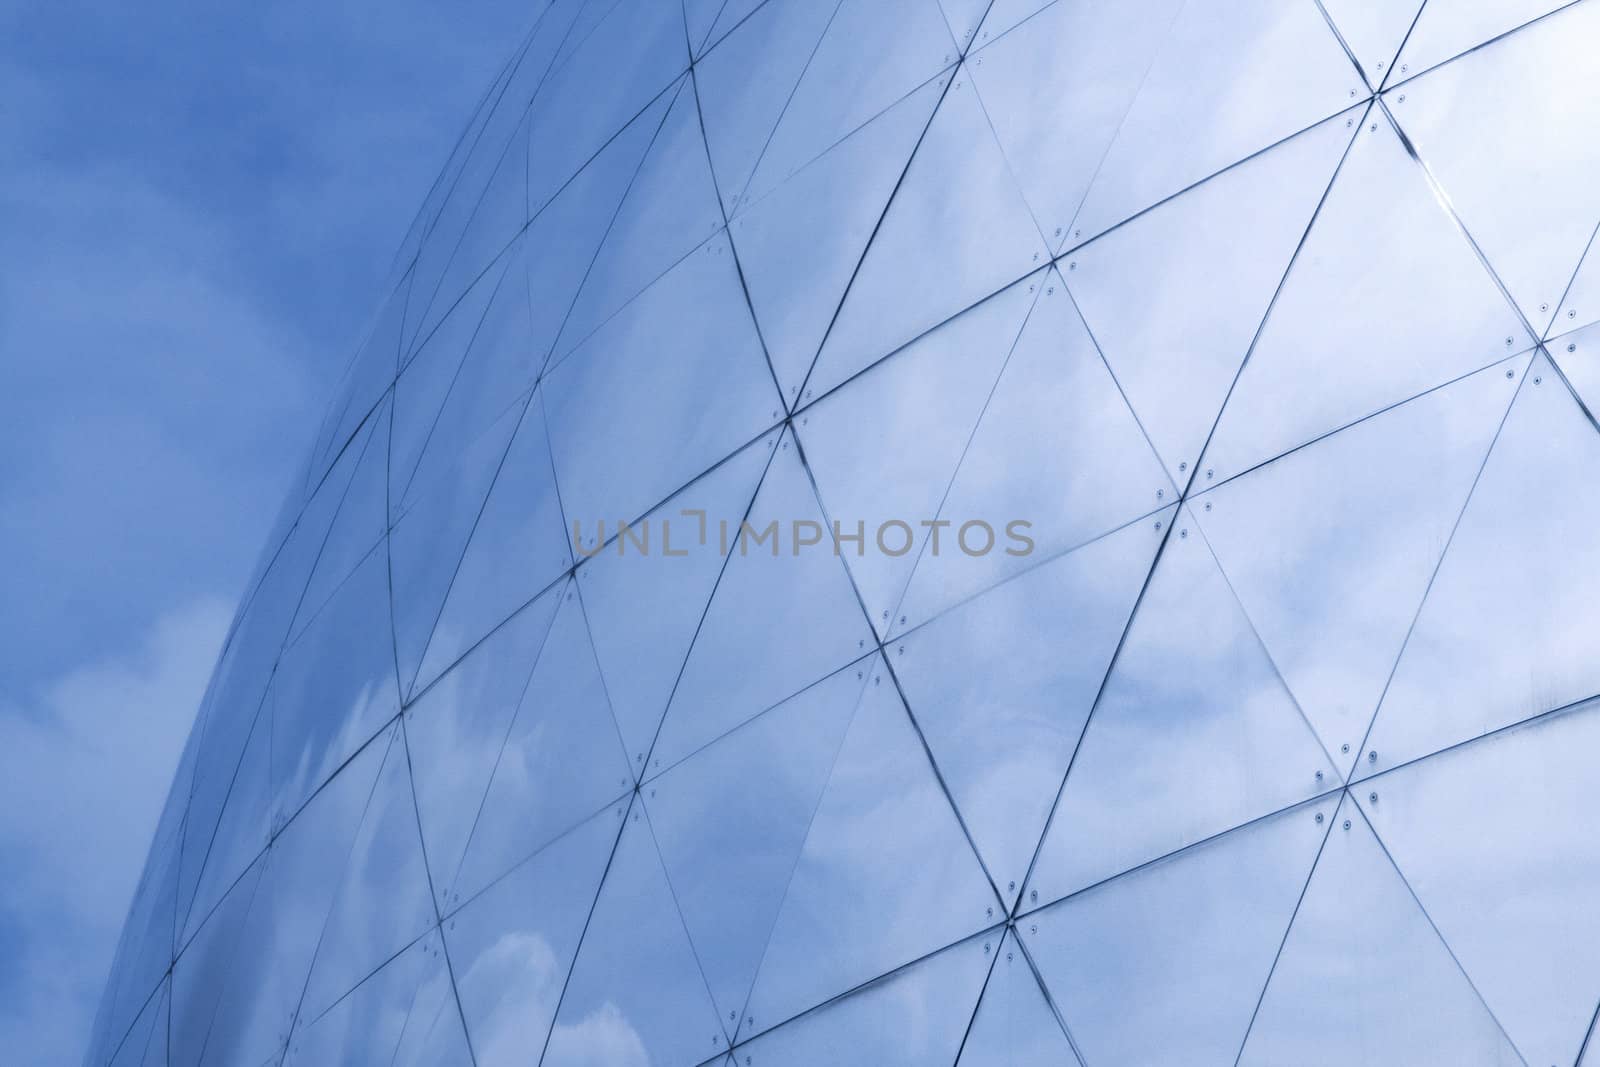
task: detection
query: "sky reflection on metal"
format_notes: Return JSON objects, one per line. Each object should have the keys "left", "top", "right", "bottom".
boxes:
{"left": 90, "top": 1, "right": 1600, "bottom": 1065}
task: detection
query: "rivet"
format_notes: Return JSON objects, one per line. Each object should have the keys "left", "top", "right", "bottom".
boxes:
{"left": 1315, "top": 770, "right": 1324, "bottom": 781}
{"left": 1206, "top": 469, "right": 1214, "bottom": 479}
{"left": 1156, "top": 489, "right": 1164, "bottom": 499}
{"left": 1030, "top": 889, "right": 1038, "bottom": 903}
{"left": 1179, "top": 528, "right": 1187, "bottom": 539}
{"left": 1341, "top": 743, "right": 1350, "bottom": 754}
{"left": 1349, "top": 89, "right": 1357, "bottom": 98}
{"left": 1008, "top": 880, "right": 1016, "bottom": 892}
{"left": 1397, "top": 94, "right": 1405, "bottom": 103}
{"left": 1068, "top": 261, "right": 1077, "bottom": 271}
{"left": 1315, "top": 812, "right": 1324, "bottom": 824}
{"left": 1535, "top": 376, "right": 1542, "bottom": 385}
{"left": 900, "top": 615, "right": 906, "bottom": 625}
{"left": 1047, "top": 286, "right": 1054, "bottom": 295}
{"left": 1346, "top": 118, "right": 1353, "bottom": 128}
{"left": 1369, "top": 122, "right": 1377, "bottom": 131}
{"left": 1541, "top": 303, "right": 1549, "bottom": 312}
{"left": 1074, "top": 229, "right": 1081, "bottom": 239}
{"left": 1154, "top": 520, "right": 1163, "bottom": 531}
{"left": 984, "top": 941, "right": 992, "bottom": 954}
{"left": 1343, "top": 819, "right": 1352, "bottom": 830}
{"left": 1054, "top": 227, "right": 1063, "bottom": 237}
{"left": 986, "top": 906, "right": 994, "bottom": 918}
{"left": 1569, "top": 309, "right": 1577, "bottom": 319}
{"left": 1368, "top": 750, "right": 1377, "bottom": 763}
{"left": 1506, "top": 369, "right": 1515, "bottom": 378}
{"left": 1178, "top": 461, "right": 1188, "bottom": 472}
{"left": 1569, "top": 343, "right": 1578, "bottom": 353}
{"left": 1401, "top": 64, "right": 1408, "bottom": 72}
{"left": 1369, "top": 792, "right": 1378, "bottom": 803}
{"left": 1506, "top": 337, "right": 1514, "bottom": 346}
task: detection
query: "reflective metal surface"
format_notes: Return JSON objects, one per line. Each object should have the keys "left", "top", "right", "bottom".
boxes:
{"left": 88, "top": 1, "right": 1600, "bottom": 1064}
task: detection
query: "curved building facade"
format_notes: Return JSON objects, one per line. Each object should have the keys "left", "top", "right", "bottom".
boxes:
{"left": 91, "top": 1, "right": 1600, "bottom": 1064}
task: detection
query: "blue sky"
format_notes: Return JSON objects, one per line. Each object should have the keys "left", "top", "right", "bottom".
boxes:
{"left": 0, "top": 2, "right": 534, "bottom": 1061}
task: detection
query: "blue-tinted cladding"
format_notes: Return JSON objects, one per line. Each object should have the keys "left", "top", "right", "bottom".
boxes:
{"left": 88, "top": 1, "right": 1600, "bottom": 1065}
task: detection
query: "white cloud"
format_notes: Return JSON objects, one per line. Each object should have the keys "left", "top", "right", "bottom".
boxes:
{"left": 542, "top": 1002, "right": 649, "bottom": 1067}
{"left": 0, "top": 596, "right": 232, "bottom": 1066}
